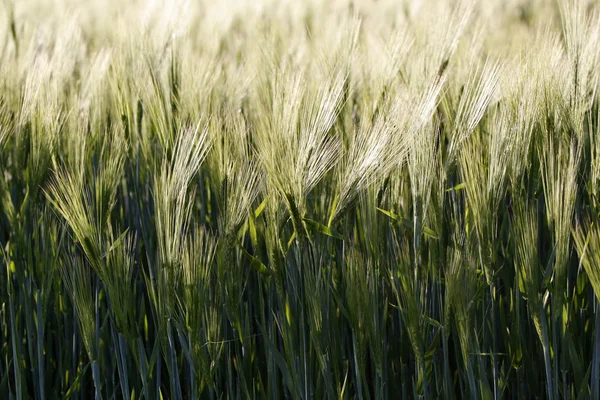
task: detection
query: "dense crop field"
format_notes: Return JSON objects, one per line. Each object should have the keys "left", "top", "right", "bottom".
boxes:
{"left": 2, "top": 0, "right": 600, "bottom": 398}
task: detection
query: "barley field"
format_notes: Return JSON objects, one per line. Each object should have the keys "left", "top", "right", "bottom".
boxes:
{"left": 1, "top": 0, "right": 600, "bottom": 398}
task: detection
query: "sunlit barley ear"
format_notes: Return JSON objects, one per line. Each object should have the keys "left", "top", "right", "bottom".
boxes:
{"left": 445, "top": 245, "right": 480, "bottom": 395}
{"left": 101, "top": 230, "right": 137, "bottom": 339}
{"left": 45, "top": 165, "right": 102, "bottom": 264}
{"left": 574, "top": 220, "right": 600, "bottom": 302}
{"left": 459, "top": 104, "right": 512, "bottom": 276}
{"left": 407, "top": 119, "right": 440, "bottom": 226}
{"left": 389, "top": 235, "right": 431, "bottom": 392}
{"left": 512, "top": 201, "right": 543, "bottom": 341}
{"left": 180, "top": 225, "right": 217, "bottom": 295}
{"left": 332, "top": 97, "right": 399, "bottom": 223}
{"left": 560, "top": 0, "right": 600, "bottom": 121}
{"left": 206, "top": 110, "right": 264, "bottom": 237}
{"left": 360, "top": 25, "right": 414, "bottom": 101}
{"left": 448, "top": 58, "right": 503, "bottom": 163}
{"left": 505, "top": 64, "right": 539, "bottom": 187}
{"left": 78, "top": 49, "right": 113, "bottom": 119}
{"left": 487, "top": 107, "right": 512, "bottom": 200}
{"left": 175, "top": 225, "right": 219, "bottom": 388}
{"left": 60, "top": 256, "right": 95, "bottom": 360}
{"left": 589, "top": 102, "right": 600, "bottom": 204}
{"left": 297, "top": 65, "right": 347, "bottom": 197}
{"left": 221, "top": 160, "right": 264, "bottom": 236}
{"left": 0, "top": 98, "right": 11, "bottom": 148}
{"left": 154, "top": 121, "right": 211, "bottom": 267}
{"left": 253, "top": 59, "right": 346, "bottom": 231}
{"left": 380, "top": 71, "right": 446, "bottom": 223}
{"left": 406, "top": 0, "right": 473, "bottom": 83}
{"left": 45, "top": 125, "right": 127, "bottom": 268}
{"left": 539, "top": 135, "right": 581, "bottom": 300}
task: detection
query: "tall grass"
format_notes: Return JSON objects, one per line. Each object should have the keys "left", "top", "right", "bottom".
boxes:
{"left": 2, "top": 0, "right": 600, "bottom": 398}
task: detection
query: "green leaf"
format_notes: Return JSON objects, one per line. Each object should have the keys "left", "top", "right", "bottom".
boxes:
{"left": 376, "top": 208, "right": 438, "bottom": 238}
{"left": 63, "top": 363, "right": 91, "bottom": 400}
{"left": 254, "top": 198, "right": 267, "bottom": 218}
{"left": 102, "top": 228, "right": 130, "bottom": 258}
{"left": 258, "top": 322, "right": 297, "bottom": 396}
{"left": 446, "top": 182, "right": 466, "bottom": 192}
{"left": 423, "top": 226, "right": 439, "bottom": 240}
{"left": 376, "top": 207, "right": 402, "bottom": 221}
{"left": 302, "top": 218, "right": 344, "bottom": 240}
{"left": 240, "top": 247, "right": 272, "bottom": 276}
{"left": 425, "top": 328, "right": 441, "bottom": 360}
{"left": 249, "top": 206, "right": 258, "bottom": 248}
{"left": 286, "top": 231, "right": 296, "bottom": 250}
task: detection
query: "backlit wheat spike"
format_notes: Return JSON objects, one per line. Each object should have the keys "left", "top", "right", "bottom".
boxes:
{"left": 574, "top": 220, "right": 600, "bottom": 301}
{"left": 333, "top": 99, "right": 397, "bottom": 221}
{"left": 154, "top": 121, "right": 211, "bottom": 266}
{"left": 448, "top": 58, "right": 503, "bottom": 162}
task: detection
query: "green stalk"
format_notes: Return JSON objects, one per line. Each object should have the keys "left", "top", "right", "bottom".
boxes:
{"left": 93, "top": 283, "right": 102, "bottom": 399}
{"left": 9, "top": 296, "right": 23, "bottom": 400}
{"left": 71, "top": 308, "right": 78, "bottom": 400}
{"left": 137, "top": 339, "right": 150, "bottom": 400}
{"left": 592, "top": 300, "right": 600, "bottom": 400}
{"left": 110, "top": 323, "right": 130, "bottom": 400}
{"left": 541, "top": 299, "right": 554, "bottom": 400}
{"left": 24, "top": 277, "right": 39, "bottom": 400}
{"left": 490, "top": 284, "right": 499, "bottom": 400}
{"left": 167, "top": 322, "right": 183, "bottom": 400}
{"left": 351, "top": 331, "right": 363, "bottom": 399}
{"left": 91, "top": 360, "right": 102, "bottom": 400}
{"left": 155, "top": 352, "right": 162, "bottom": 400}
{"left": 442, "top": 328, "right": 453, "bottom": 399}
{"left": 36, "top": 290, "right": 45, "bottom": 400}
{"left": 413, "top": 197, "right": 428, "bottom": 398}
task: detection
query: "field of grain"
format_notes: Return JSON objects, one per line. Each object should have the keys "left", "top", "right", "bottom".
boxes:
{"left": 1, "top": 0, "right": 600, "bottom": 398}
